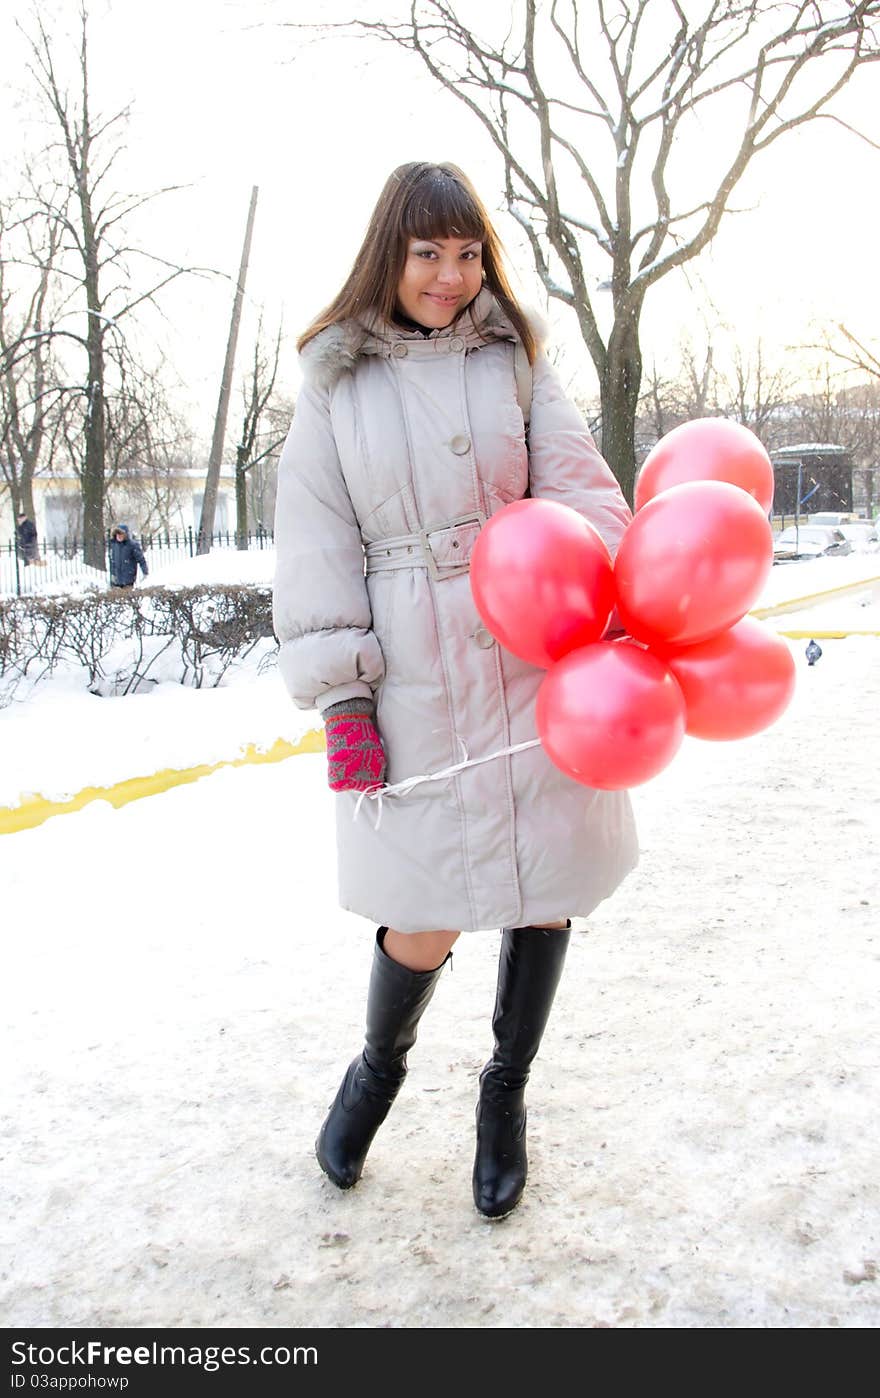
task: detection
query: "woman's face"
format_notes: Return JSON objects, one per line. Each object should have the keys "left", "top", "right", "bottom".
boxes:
{"left": 396, "top": 236, "right": 483, "bottom": 328}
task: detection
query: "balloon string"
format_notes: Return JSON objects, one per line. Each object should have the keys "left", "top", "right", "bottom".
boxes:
{"left": 352, "top": 738, "right": 542, "bottom": 831}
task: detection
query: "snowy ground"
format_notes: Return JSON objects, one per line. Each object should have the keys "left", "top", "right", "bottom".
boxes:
{"left": 1, "top": 554, "right": 878, "bottom": 1329}
{"left": 757, "top": 550, "right": 880, "bottom": 608}
{"left": 2, "top": 551, "right": 877, "bottom": 811}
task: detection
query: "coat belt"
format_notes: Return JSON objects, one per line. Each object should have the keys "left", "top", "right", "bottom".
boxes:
{"left": 364, "top": 510, "right": 486, "bottom": 581}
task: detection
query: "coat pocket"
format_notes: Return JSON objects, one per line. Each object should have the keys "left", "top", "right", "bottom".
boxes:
{"left": 483, "top": 402, "right": 528, "bottom": 501}
{"left": 357, "top": 482, "right": 419, "bottom": 544}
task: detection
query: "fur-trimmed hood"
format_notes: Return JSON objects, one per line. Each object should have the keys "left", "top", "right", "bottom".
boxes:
{"left": 299, "top": 288, "right": 547, "bottom": 390}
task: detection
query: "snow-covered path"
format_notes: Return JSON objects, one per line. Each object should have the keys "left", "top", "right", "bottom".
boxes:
{"left": 2, "top": 632, "right": 878, "bottom": 1329}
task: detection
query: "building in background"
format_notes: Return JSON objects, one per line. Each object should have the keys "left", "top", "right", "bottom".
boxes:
{"left": 771, "top": 444, "right": 855, "bottom": 523}
{"left": 0, "top": 464, "right": 237, "bottom": 545}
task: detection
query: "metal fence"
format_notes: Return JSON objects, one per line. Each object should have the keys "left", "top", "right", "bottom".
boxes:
{"left": 1, "top": 528, "right": 275, "bottom": 598}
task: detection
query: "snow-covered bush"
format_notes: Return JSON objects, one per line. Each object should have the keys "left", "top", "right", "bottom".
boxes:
{"left": 0, "top": 584, "right": 276, "bottom": 703}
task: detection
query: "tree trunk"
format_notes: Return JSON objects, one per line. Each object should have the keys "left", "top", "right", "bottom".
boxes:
{"left": 79, "top": 153, "right": 107, "bottom": 570}
{"left": 20, "top": 482, "right": 37, "bottom": 522}
{"left": 81, "top": 326, "right": 106, "bottom": 569}
{"left": 863, "top": 466, "right": 875, "bottom": 520}
{"left": 198, "top": 185, "right": 258, "bottom": 554}
{"left": 599, "top": 311, "right": 643, "bottom": 509}
{"left": 235, "top": 443, "right": 249, "bottom": 548}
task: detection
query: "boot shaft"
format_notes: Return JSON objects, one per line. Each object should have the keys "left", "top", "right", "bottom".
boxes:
{"left": 363, "top": 927, "right": 450, "bottom": 1082}
{"left": 486, "top": 924, "right": 571, "bottom": 1087}
{"left": 473, "top": 923, "right": 570, "bottom": 1218}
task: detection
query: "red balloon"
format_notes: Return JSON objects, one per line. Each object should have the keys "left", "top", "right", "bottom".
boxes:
{"left": 536, "top": 642, "right": 686, "bottom": 790}
{"left": 470, "top": 498, "right": 615, "bottom": 668}
{"left": 614, "top": 480, "right": 773, "bottom": 647}
{"left": 654, "top": 617, "right": 796, "bottom": 740}
{"left": 635, "top": 418, "right": 774, "bottom": 514}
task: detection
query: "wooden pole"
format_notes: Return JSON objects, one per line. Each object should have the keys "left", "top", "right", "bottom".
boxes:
{"left": 197, "top": 185, "right": 258, "bottom": 554}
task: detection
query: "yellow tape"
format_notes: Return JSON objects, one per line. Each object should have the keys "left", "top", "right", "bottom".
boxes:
{"left": 777, "top": 630, "right": 880, "bottom": 640}
{"left": 752, "top": 574, "right": 880, "bottom": 619}
{"left": 4, "top": 571, "right": 879, "bottom": 839}
{"left": 0, "top": 728, "right": 326, "bottom": 838}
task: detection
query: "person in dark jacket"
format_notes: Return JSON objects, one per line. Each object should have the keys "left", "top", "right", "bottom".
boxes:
{"left": 108, "top": 523, "right": 148, "bottom": 588}
{"left": 16, "top": 512, "right": 39, "bottom": 565}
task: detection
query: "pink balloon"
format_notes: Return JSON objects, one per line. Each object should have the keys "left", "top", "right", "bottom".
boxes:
{"left": 635, "top": 418, "right": 775, "bottom": 514}
{"left": 614, "top": 480, "right": 773, "bottom": 647}
{"left": 470, "top": 499, "right": 615, "bottom": 668}
{"left": 654, "top": 617, "right": 796, "bottom": 740}
{"left": 536, "top": 642, "right": 686, "bottom": 790}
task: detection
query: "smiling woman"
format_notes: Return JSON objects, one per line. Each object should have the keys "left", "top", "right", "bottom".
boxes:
{"left": 297, "top": 160, "right": 536, "bottom": 357}
{"left": 273, "top": 159, "right": 636, "bottom": 1221}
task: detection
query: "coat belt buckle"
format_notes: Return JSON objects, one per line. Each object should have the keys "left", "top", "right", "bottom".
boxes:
{"left": 419, "top": 510, "right": 487, "bottom": 582}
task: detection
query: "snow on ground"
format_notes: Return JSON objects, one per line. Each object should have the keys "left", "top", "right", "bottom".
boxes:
{"left": 0, "top": 550, "right": 878, "bottom": 1329}
{"left": 146, "top": 548, "right": 275, "bottom": 589}
{"left": 1, "top": 552, "right": 878, "bottom": 813}
{"left": 0, "top": 548, "right": 286, "bottom": 808}
{"left": 758, "top": 551, "right": 880, "bottom": 608}
{"left": 0, "top": 659, "right": 314, "bottom": 810}
{"left": 764, "top": 573, "right": 880, "bottom": 635}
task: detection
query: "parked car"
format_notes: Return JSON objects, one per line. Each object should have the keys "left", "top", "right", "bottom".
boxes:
{"left": 835, "top": 520, "right": 878, "bottom": 551}
{"left": 808, "top": 512, "right": 860, "bottom": 525}
{"left": 772, "top": 525, "right": 854, "bottom": 560}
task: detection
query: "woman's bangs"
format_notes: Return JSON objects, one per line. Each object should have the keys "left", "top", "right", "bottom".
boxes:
{"left": 402, "top": 176, "right": 486, "bottom": 244}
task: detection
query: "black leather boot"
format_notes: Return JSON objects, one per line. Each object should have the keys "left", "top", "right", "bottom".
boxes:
{"left": 316, "top": 928, "right": 450, "bottom": 1189}
{"left": 473, "top": 923, "right": 571, "bottom": 1219}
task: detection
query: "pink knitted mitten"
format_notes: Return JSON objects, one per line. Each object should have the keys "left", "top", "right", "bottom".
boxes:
{"left": 324, "top": 710, "right": 386, "bottom": 793}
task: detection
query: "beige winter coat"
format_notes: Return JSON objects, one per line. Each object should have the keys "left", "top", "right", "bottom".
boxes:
{"left": 273, "top": 289, "right": 639, "bottom": 932}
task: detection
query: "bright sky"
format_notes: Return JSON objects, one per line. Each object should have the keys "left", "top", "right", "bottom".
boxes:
{"left": 2, "top": 0, "right": 879, "bottom": 437}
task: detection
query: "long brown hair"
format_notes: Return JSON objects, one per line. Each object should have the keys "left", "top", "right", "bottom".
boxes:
{"left": 297, "top": 161, "right": 536, "bottom": 363}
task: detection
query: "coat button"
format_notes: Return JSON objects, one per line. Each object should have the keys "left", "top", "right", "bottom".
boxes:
{"left": 450, "top": 336, "right": 465, "bottom": 352}
{"left": 391, "top": 343, "right": 408, "bottom": 358}
{"left": 449, "top": 434, "right": 471, "bottom": 454}
{"left": 474, "top": 627, "right": 496, "bottom": 648}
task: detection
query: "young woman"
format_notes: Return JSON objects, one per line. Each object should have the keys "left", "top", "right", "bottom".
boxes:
{"left": 273, "top": 161, "right": 638, "bottom": 1219}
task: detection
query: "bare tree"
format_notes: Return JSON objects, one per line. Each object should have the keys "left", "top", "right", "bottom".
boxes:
{"left": 104, "top": 354, "right": 196, "bottom": 535}
{"left": 638, "top": 361, "right": 679, "bottom": 443}
{"left": 717, "top": 338, "right": 795, "bottom": 444}
{"left": 302, "top": 1, "right": 880, "bottom": 502}
{"left": 804, "top": 323, "right": 880, "bottom": 513}
{"left": 246, "top": 401, "right": 288, "bottom": 535}
{"left": 813, "top": 321, "right": 880, "bottom": 382}
{"left": 198, "top": 184, "right": 259, "bottom": 552}
{"left": 18, "top": 5, "right": 208, "bottom": 565}
{"left": 638, "top": 335, "right": 717, "bottom": 444}
{"left": 682, "top": 341, "right": 717, "bottom": 422}
{"left": 636, "top": 329, "right": 800, "bottom": 463}
{"left": 791, "top": 361, "right": 880, "bottom": 450}
{"left": 234, "top": 316, "right": 287, "bottom": 547}
{"left": 0, "top": 202, "right": 64, "bottom": 524}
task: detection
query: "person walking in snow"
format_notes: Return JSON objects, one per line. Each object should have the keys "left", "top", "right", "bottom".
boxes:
{"left": 273, "top": 162, "right": 638, "bottom": 1219}
{"left": 108, "top": 523, "right": 148, "bottom": 588}
{"left": 16, "top": 511, "right": 39, "bottom": 566}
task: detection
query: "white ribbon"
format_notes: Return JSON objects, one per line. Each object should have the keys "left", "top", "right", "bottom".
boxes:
{"left": 353, "top": 737, "right": 542, "bottom": 831}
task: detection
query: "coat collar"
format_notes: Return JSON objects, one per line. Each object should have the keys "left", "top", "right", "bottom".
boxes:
{"left": 300, "top": 289, "right": 544, "bottom": 389}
